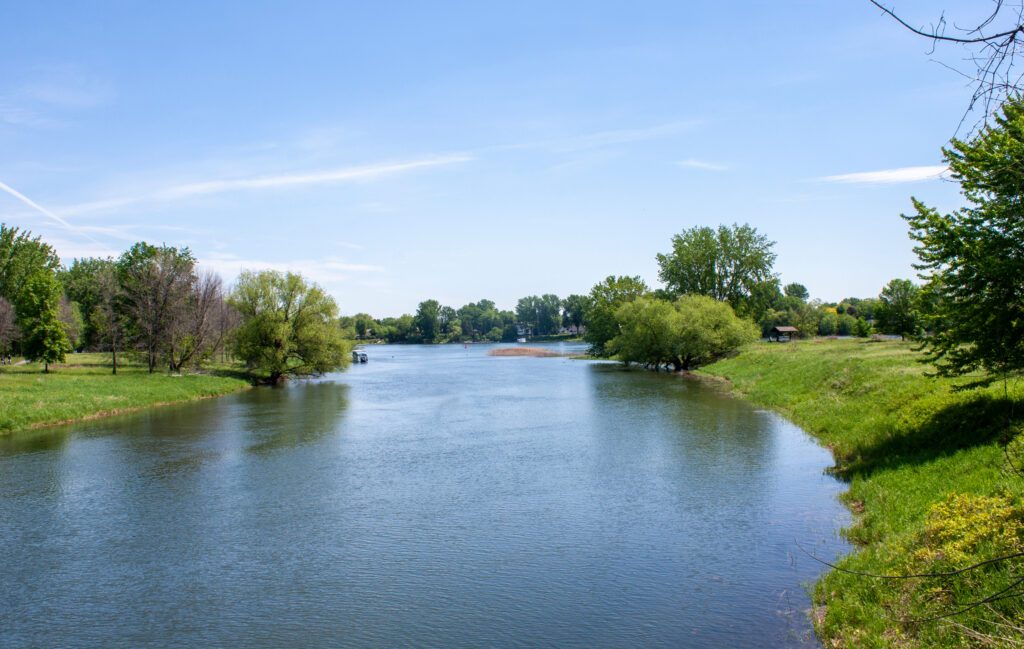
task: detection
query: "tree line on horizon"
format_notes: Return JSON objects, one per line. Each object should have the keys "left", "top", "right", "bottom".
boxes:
{"left": 0, "top": 228, "right": 351, "bottom": 382}
{"left": 0, "top": 215, "right": 926, "bottom": 378}
{"left": 342, "top": 222, "right": 924, "bottom": 372}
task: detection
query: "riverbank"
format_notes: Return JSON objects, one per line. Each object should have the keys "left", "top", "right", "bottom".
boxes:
{"left": 0, "top": 353, "right": 251, "bottom": 434}
{"left": 702, "top": 339, "right": 1023, "bottom": 647}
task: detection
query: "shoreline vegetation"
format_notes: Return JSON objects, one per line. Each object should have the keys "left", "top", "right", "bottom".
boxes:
{"left": 3, "top": 338, "right": 1021, "bottom": 645}
{"left": 0, "top": 353, "right": 250, "bottom": 434}
{"left": 701, "top": 338, "right": 1023, "bottom": 647}
{"left": 4, "top": 98, "right": 1024, "bottom": 644}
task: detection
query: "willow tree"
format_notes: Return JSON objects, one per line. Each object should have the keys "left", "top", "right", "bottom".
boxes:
{"left": 608, "top": 295, "right": 758, "bottom": 372}
{"left": 229, "top": 270, "right": 349, "bottom": 383}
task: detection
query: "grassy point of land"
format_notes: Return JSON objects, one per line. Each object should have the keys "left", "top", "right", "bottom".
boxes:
{"left": 703, "top": 338, "right": 1024, "bottom": 648}
{"left": 0, "top": 353, "right": 251, "bottom": 434}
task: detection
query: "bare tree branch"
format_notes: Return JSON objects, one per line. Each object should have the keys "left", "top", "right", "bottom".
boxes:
{"left": 869, "top": 1, "right": 1024, "bottom": 129}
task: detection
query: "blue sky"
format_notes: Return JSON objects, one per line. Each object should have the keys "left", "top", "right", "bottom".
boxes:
{"left": 0, "top": 1, "right": 986, "bottom": 316}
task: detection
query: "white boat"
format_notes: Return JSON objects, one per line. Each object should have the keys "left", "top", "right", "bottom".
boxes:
{"left": 516, "top": 337, "right": 527, "bottom": 343}
{"left": 352, "top": 350, "right": 368, "bottom": 363}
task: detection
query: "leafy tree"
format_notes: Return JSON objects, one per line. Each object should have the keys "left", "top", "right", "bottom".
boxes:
{"left": 609, "top": 295, "right": 758, "bottom": 371}
{"left": 817, "top": 310, "right": 839, "bottom": 336}
{"left": 904, "top": 97, "right": 1024, "bottom": 381}
{"left": 415, "top": 299, "right": 441, "bottom": 343}
{"left": 229, "top": 270, "right": 349, "bottom": 383}
{"left": 561, "top": 294, "right": 590, "bottom": 332}
{"left": 583, "top": 275, "right": 649, "bottom": 356}
{"left": 383, "top": 314, "right": 416, "bottom": 343}
{"left": 874, "top": 278, "right": 922, "bottom": 339}
{"left": 166, "top": 270, "right": 225, "bottom": 372}
{"left": 438, "top": 305, "right": 460, "bottom": 339}
{"left": 351, "top": 313, "right": 376, "bottom": 339}
{"left": 759, "top": 294, "right": 820, "bottom": 339}
{"left": 453, "top": 299, "right": 505, "bottom": 341}
{"left": 515, "top": 295, "right": 561, "bottom": 336}
{"left": 837, "top": 313, "right": 858, "bottom": 337}
{"left": 783, "top": 282, "right": 809, "bottom": 300}
{"left": 58, "top": 297, "right": 84, "bottom": 350}
{"left": 606, "top": 297, "right": 677, "bottom": 368}
{"left": 89, "top": 264, "right": 125, "bottom": 374}
{"left": 58, "top": 257, "right": 115, "bottom": 348}
{"left": 656, "top": 223, "right": 776, "bottom": 312}
{"left": 117, "top": 243, "right": 197, "bottom": 372}
{"left": 744, "top": 278, "right": 783, "bottom": 324}
{"left": 854, "top": 317, "right": 872, "bottom": 338}
{"left": 669, "top": 295, "right": 759, "bottom": 369}
{"left": 515, "top": 296, "right": 539, "bottom": 335}
{"left": 0, "top": 224, "right": 61, "bottom": 304}
{"left": 16, "top": 270, "right": 71, "bottom": 372}
{"left": 337, "top": 315, "right": 356, "bottom": 339}
{"left": 838, "top": 296, "right": 880, "bottom": 321}
{"left": 537, "top": 294, "right": 562, "bottom": 335}
{"left": 0, "top": 296, "right": 18, "bottom": 356}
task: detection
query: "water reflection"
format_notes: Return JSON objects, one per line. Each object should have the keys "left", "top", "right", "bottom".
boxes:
{"left": 240, "top": 381, "right": 350, "bottom": 454}
{"left": 0, "top": 345, "right": 846, "bottom": 649}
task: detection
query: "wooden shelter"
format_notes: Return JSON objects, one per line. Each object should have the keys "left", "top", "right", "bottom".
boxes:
{"left": 768, "top": 326, "right": 798, "bottom": 342}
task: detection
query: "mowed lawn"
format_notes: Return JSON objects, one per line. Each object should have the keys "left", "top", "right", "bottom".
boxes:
{"left": 704, "top": 339, "right": 1024, "bottom": 648}
{"left": 0, "top": 353, "right": 250, "bottom": 434}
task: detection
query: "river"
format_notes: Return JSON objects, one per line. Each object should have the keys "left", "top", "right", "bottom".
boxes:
{"left": 0, "top": 343, "right": 848, "bottom": 648}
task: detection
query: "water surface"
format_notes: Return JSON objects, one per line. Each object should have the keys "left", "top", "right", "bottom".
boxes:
{"left": 0, "top": 343, "right": 848, "bottom": 647}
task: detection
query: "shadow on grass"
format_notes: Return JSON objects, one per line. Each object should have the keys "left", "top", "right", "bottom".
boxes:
{"left": 836, "top": 393, "right": 1020, "bottom": 479}
{"left": 204, "top": 365, "right": 257, "bottom": 383}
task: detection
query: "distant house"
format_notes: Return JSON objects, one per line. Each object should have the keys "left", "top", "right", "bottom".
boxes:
{"left": 768, "top": 326, "right": 799, "bottom": 342}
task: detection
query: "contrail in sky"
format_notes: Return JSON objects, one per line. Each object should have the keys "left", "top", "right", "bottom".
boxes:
{"left": 0, "top": 179, "right": 102, "bottom": 244}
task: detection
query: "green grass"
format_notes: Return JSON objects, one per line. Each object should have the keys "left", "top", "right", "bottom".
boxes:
{"left": 703, "top": 339, "right": 1024, "bottom": 648}
{"left": 0, "top": 352, "right": 251, "bottom": 434}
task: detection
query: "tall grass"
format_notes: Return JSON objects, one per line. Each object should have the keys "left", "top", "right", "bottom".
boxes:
{"left": 705, "top": 339, "right": 1024, "bottom": 648}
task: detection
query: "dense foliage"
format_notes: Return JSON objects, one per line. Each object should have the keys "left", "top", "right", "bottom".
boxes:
{"left": 608, "top": 295, "right": 758, "bottom": 370}
{"left": 230, "top": 270, "right": 350, "bottom": 383}
{"left": 906, "top": 96, "right": 1024, "bottom": 382}
{"left": 15, "top": 270, "right": 71, "bottom": 371}
{"left": 582, "top": 275, "right": 649, "bottom": 356}
{"left": 656, "top": 223, "right": 776, "bottom": 317}
{"left": 0, "top": 224, "right": 60, "bottom": 304}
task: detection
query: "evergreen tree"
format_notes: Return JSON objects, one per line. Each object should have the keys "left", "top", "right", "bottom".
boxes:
{"left": 904, "top": 97, "right": 1024, "bottom": 382}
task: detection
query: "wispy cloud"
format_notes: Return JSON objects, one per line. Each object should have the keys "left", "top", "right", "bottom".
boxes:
{"left": 73, "top": 223, "right": 206, "bottom": 243}
{"left": 550, "top": 121, "right": 699, "bottom": 152}
{"left": 0, "top": 64, "right": 111, "bottom": 128}
{"left": 58, "top": 154, "right": 473, "bottom": 217}
{"left": 819, "top": 165, "right": 948, "bottom": 184}
{"left": 493, "top": 120, "right": 701, "bottom": 154}
{"left": 0, "top": 179, "right": 102, "bottom": 243}
{"left": 0, "top": 103, "right": 58, "bottom": 127}
{"left": 44, "top": 236, "right": 121, "bottom": 262}
{"left": 201, "top": 252, "right": 384, "bottom": 287}
{"left": 676, "top": 158, "right": 728, "bottom": 172}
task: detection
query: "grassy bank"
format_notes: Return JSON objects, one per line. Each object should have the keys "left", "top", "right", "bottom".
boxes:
{"left": 0, "top": 353, "right": 251, "bottom": 434}
{"left": 703, "top": 339, "right": 1023, "bottom": 648}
